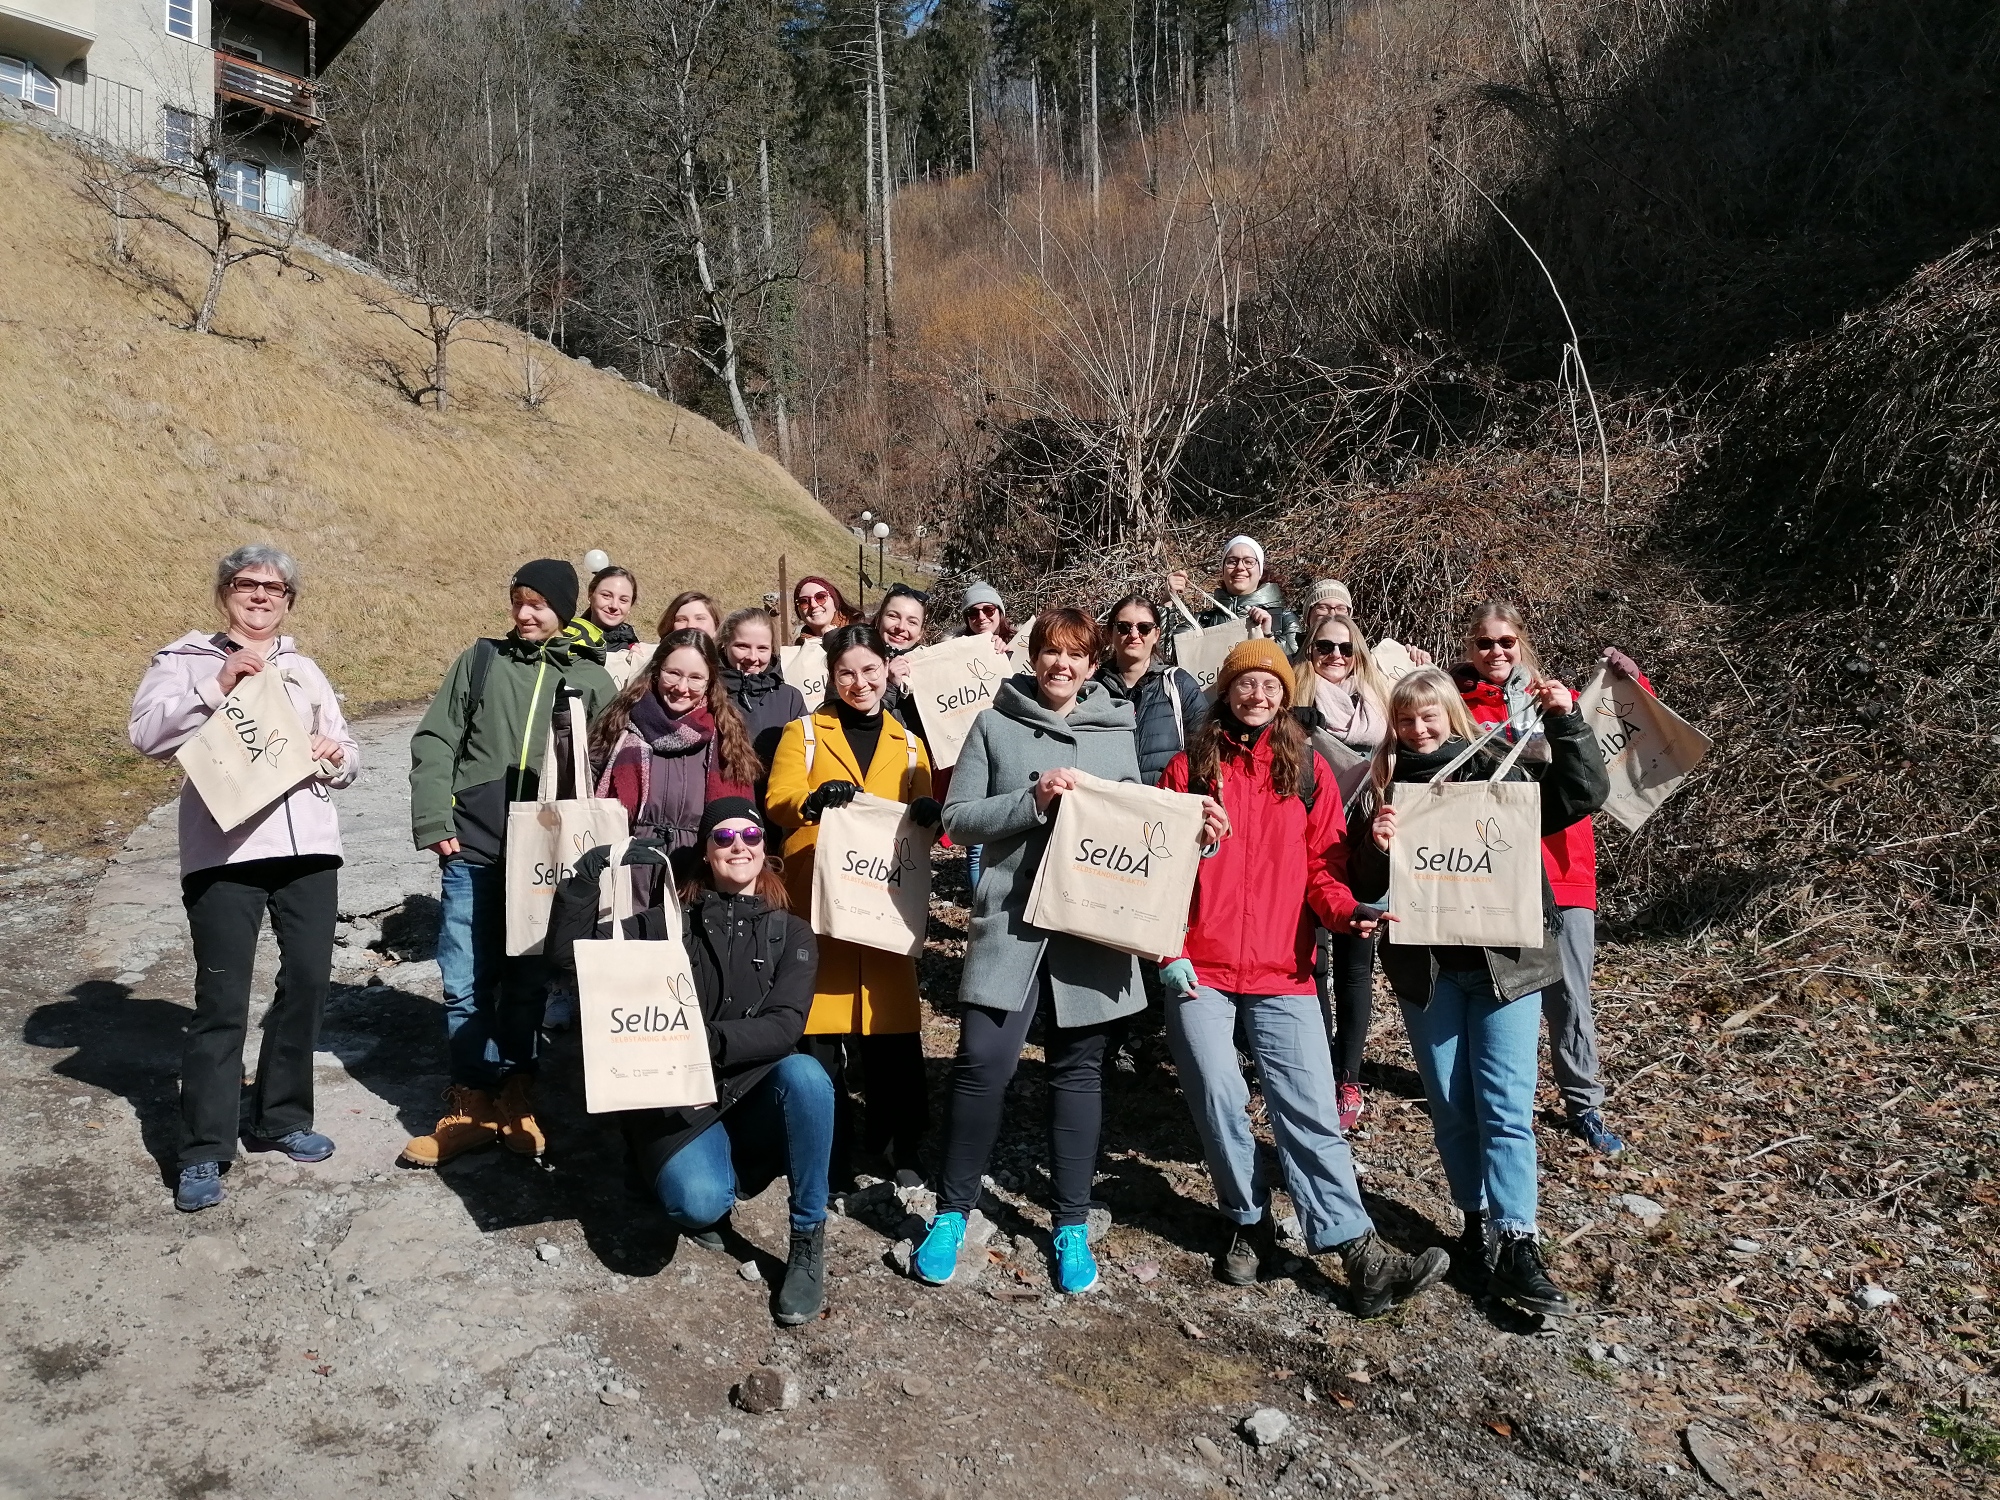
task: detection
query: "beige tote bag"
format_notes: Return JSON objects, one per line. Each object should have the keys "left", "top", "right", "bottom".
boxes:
{"left": 505, "top": 696, "right": 630, "bottom": 956}
{"left": 780, "top": 640, "right": 829, "bottom": 704}
{"left": 1169, "top": 603, "right": 1254, "bottom": 700}
{"left": 812, "top": 790, "right": 933, "bottom": 957}
{"left": 1386, "top": 721, "right": 1544, "bottom": 950}
{"left": 1372, "top": 639, "right": 1422, "bottom": 683}
{"left": 575, "top": 840, "right": 716, "bottom": 1114}
{"left": 176, "top": 660, "right": 318, "bottom": 833}
{"left": 1023, "top": 771, "right": 1207, "bottom": 961}
{"left": 907, "top": 633, "right": 1007, "bottom": 770}
{"left": 1576, "top": 667, "right": 1714, "bottom": 833}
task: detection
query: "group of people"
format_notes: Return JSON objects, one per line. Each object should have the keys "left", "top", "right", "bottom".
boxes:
{"left": 131, "top": 533, "right": 1649, "bottom": 1332}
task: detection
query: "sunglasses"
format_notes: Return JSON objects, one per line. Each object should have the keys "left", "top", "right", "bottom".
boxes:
{"left": 1475, "top": 635, "right": 1520, "bottom": 651}
{"left": 966, "top": 603, "right": 1000, "bottom": 618}
{"left": 796, "top": 590, "right": 832, "bottom": 609}
{"left": 1311, "top": 639, "right": 1354, "bottom": 657}
{"left": 709, "top": 826, "right": 765, "bottom": 848}
{"left": 227, "top": 577, "right": 294, "bottom": 598}
{"left": 1112, "top": 620, "right": 1158, "bottom": 637}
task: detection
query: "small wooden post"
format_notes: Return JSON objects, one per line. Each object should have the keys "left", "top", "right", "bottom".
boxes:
{"left": 777, "top": 555, "right": 788, "bottom": 621}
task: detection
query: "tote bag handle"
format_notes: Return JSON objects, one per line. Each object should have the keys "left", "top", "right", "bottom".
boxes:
{"left": 594, "top": 837, "right": 635, "bottom": 939}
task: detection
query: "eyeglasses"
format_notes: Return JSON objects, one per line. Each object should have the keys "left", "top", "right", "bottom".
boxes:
{"left": 1475, "top": 635, "right": 1520, "bottom": 651}
{"left": 1311, "top": 639, "right": 1354, "bottom": 657}
{"left": 796, "top": 590, "right": 832, "bottom": 609}
{"left": 1222, "top": 555, "right": 1259, "bottom": 569}
{"left": 227, "top": 577, "right": 293, "bottom": 598}
{"left": 710, "top": 826, "right": 765, "bottom": 848}
{"left": 1111, "top": 620, "right": 1158, "bottom": 637}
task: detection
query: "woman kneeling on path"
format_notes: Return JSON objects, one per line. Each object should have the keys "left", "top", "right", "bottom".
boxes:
{"left": 916, "top": 609, "right": 1146, "bottom": 1295}
{"left": 767, "top": 624, "right": 938, "bottom": 1186}
{"left": 578, "top": 799, "right": 833, "bottom": 1324}
{"left": 1345, "top": 667, "right": 1608, "bottom": 1318}
{"left": 1157, "top": 641, "right": 1448, "bottom": 1316}
{"left": 129, "top": 544, "right": 359, "bottom": 1212}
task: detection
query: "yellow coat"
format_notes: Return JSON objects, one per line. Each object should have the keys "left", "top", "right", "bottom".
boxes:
{"left": 767, "top": 708, "right": 934, "bottom": 1035}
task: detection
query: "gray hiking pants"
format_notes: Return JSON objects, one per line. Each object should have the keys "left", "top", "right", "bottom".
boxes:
{"left": 1543, "top": 906, "right": 1604, "bottom": 1114}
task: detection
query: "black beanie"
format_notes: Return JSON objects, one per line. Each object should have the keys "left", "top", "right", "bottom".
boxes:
{"left": 697, "top": 795, "right": 766, "bottom": 845}
{"left": 511, "top": 558, "right": 580, "bottom": 624}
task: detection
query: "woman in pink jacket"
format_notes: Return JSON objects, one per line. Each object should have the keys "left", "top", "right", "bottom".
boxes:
{"left": 129, "top": 545, "right": 358, "bottom": 1213}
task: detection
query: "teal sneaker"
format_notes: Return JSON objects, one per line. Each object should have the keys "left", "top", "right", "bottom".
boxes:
{"left": 1051, "top": 1223, "right": 1099, "bottom": 1294}
{"left": 913, "top": 1211, "right": 966, "bottom": 1285}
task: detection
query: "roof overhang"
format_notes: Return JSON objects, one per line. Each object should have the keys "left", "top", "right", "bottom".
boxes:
{"left": 0, "top": 0, "right": 94, "bottom": 73}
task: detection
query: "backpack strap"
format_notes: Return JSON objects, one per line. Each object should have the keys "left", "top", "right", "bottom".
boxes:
{"left": 1166, "top": 668, "right": 1187, "bottom": 748}
{"left": 1298, "top": 746, "right": 1317, "bottom": 813}
{"left": 453, "top": 638, "right": 500, "bottom": 770}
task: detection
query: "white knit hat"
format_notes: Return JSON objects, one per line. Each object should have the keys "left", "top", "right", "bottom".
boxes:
{"left": 1219, "top": 535, "right": 1264, "bottom": 570}
{"left": 1310, "top": 579, "right": 1354, "bottom": 609}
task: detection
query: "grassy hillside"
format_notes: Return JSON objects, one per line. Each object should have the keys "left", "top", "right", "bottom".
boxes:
{"left": 0, "top": 120, "right": 851, "bottom": 854}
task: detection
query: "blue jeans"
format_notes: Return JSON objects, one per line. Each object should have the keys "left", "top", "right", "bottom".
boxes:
{"left": 1166, "top": 987, "right": 1372, "bottom": 1253}
{"left": 437, "top": 858, "right": 541, "bottom": 1091}
{"left": 1398, "top": 968, "right": 1542, "bottom": 1238}
{"left": 654, "top": 1054, "right": 835, "bottom": 1234}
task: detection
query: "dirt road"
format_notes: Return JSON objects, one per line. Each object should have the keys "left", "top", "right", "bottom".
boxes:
{"left": 0, "top": 714, "right": 1970, "bottom": 1498}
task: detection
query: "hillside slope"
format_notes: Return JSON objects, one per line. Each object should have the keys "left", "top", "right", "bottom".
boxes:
{"left": 0, "top": 119, "right": 850, "bottom": 850}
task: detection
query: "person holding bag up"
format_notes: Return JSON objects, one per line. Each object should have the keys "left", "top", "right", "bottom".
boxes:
{"left": 1168, "top": 535, "right": 1301, "bottom": 656}
{"left": 1452, "top": 603, "right": 1649, "bottom": 1156}
{"left": 915, "top": 609, "right": 1145, "bottom": 1296}
{"left": 403, "top": 560, "right": 617, "bottom": 1169}
{"left": 767, "top": 624, "right": 938, "bottom": 1186}
{"left": 1156, "top": 640, "right": 1447, "bottom": 1314}
{"left": 1345, "top": 667, "right": 1607, "bottom": 1319}
{"left": 129, "top": 545, "right": 359, "bottom": 1213}
{"left": 548, "top": 800, "right": 835, "bottom": 1325}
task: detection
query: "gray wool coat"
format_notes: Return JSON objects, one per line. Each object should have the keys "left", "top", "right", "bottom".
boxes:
{"left": 942, "top": 675, "right": 1146, "bottom": 1028}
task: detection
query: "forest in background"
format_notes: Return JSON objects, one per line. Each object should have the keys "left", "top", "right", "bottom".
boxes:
{"left": 304, "top": 0, "right": 2000, "bottom": 958}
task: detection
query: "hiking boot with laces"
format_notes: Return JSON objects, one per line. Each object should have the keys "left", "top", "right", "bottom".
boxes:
{"left": 1220, "top": 1213, "right": 1277, "bottom": 1286}
{"left": 912, "top": 1211, "right": 965, "bottom": 1286}
{"left": 1051, "top": 1223, "right": 1099, "bottom": 1295}
{"left": 243, "top": 1128, "right": 335, "bottom": 1163}
{"left": 1336, "top": 1082, "right": 1365, "bottom": 1134}
{"left": 1490, "top": 1232, "right": 1573, "bottom": 1319}
{"left": 1336, "top": 1230, "right": 1450, "bottom": 1319}
{"left": 176, "top": 1160, "right": 225, "bottom": 1213}
{"left": 495, "top": 1074, "right": 545, "bottom": 1157}
{"left": 1455, "top": 1209, "right": 1489, "bottom": 1292}
{"left": 398, "top": 1085, "right": 499, "bottom": 1168}
{"left": 775, "top": 1224, "right": 826, "bottom": 1326}
{"left": 1567, "top": 1108, "right": 1625, "bottom": 1156}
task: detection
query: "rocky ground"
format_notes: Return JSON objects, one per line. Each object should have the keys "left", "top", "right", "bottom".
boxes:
{"left": 1, "top": 712, "right": 1994, "bottom": 1498}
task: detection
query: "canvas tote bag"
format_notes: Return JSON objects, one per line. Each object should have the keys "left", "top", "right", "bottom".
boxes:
{"left": 1576, "top": 667, "right": 1713, "bottom": 832}
{"left": 780, "top": 640, "right": 829, "bottom": 704}
{"left": 575, "top": 839, "right": 717, "bottom": 1113}
{"left": 907, "top": 632, "right": 1006, "bottom": 770}
{"left": 1023, "top": 771, "right": 1207, "bottom": 960}
{"left": 803, "top": 724, "right": 931, "bottom": 955}
{"left": 505, "top": 696, "right": 630, "bottom": 956}
{"left": 1168, "top": 594, "right": 1255, "bottom": 700}
{"left": 1386, "top": 721, "right": 1544, "bottom": 949}
{"left": 1372, "top": 639, "right": 1422, "bottom": 684}
{"left": 176, "top": 659, "right": 318, "bottom": 833}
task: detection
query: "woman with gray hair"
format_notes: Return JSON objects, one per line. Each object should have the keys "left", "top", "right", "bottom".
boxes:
{"left": 129, "top": 544, "right": 359, "bottom": 1213}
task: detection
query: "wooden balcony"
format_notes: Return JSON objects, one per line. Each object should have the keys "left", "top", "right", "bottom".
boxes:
{"left": 214, "top": 52, "right": 320, "bottom": 126}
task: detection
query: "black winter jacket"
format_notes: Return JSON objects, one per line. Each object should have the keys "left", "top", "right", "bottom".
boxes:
{"left": 1344, "top": 706, "right": 1608, "bottom": 1006}
{"left": 1195, "top": 581, "right": 1301, "bottom": 658}
{"left": 1092, "top": 662, "right": 1207, "bottom": 784}
{"left": 549, "top": 863, "right": 818, "bottom": 1177}
{"left": 724, "top": 666, "right": 807, "bottom": 805}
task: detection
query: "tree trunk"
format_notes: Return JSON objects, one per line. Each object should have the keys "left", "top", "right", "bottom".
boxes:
{"left": 874, "top": 0, "right": 895, "bottom": 343}
{"left": 430, "top": 305, "right": 452, "bottom": 413}
{"left": 1089, "top": 17, "right": 1101, "bottom": 216}
{"left": 195, "top": 242, "right": 228, "bottom": 335}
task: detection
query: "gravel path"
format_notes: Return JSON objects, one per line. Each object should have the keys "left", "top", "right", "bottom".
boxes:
{"left": 0, "top": 715, "right": 1958, "bottom": 1498}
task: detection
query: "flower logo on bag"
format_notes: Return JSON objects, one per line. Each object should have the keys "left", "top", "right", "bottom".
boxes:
{"left": 1473, "top": 819, "right": 1512, "bottom": 853}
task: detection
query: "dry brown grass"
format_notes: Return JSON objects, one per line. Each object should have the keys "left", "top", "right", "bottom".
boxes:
{"left": 0, "top": 120, "right": 850, "bottom": 855}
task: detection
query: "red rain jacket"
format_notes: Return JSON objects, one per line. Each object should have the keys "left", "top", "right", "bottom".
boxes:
{"left": 1159, "top": 733, "right": 1357, "bottom": 995}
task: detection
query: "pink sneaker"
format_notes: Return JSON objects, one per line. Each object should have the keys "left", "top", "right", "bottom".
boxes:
{"left": 1337, "top": 1083, "right": 1365, "bottom": 1134}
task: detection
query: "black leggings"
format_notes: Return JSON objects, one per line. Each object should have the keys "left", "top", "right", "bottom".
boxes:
{"left": 1317, "top": 929, "right": 1379, "bottom": 1084}
{"left": 937, "top": 970, "right": 1113, "bottom": 1228}
{"left": 800, "top": 1031, "right": 928, "bottom": 1177}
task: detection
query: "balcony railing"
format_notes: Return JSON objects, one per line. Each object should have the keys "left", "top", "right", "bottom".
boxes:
{"left": 214, "top": 52, "right": 319, "bottom": 125}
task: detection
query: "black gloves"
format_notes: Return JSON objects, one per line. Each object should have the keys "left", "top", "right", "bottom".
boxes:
{"left": 908, "top": 796, "right": 942, "bottom": 830}
{"left": 800, "top": 780, "right": 860, "bottom": 822}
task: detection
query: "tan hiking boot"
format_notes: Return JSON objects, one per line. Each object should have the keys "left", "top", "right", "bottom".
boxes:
{"left": 495, "top": 1075, "right": 545, "bottom": 1157}
{"left": 398, "top": 1086, "right": 499, "bottom": 1168}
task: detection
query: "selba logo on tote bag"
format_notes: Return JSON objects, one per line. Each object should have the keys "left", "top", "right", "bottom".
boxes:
{"left": 575, "top": 839, "right": 717, "bottom": 1113}
{"left": 1387, "top": 721, "right": 1544, "bottom": 949}
{"left": 812, "top": 791, "right": 934, "bottom": 956}
{"left": 1023, "top": 771, "right": 1206, "bottom": 960}
{"left": 1575, "top": 667, "right": 1713, "bottom": 832}
{"left": 175, "top": 661, "right": 318, "bottom": 833}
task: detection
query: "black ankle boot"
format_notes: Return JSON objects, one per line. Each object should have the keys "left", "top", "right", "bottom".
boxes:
{"left": 1337, "top": 1230, "right": 1451, "bottom": 1319}
{"left": 1489, "top": 1232, "right": 1571, "bottom": 1318}
{"left": 775, "top": 1224, "right": 826, "bottom": 1326}
{"left": 1220, "top": 1213, "right": 1277, "bottom": 1286}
